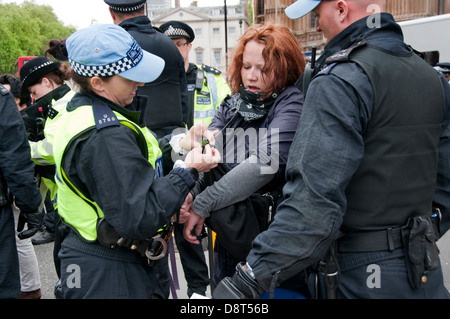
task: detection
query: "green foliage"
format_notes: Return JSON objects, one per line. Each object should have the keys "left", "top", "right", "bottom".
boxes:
{"left": 0, "top": 1, "right": 75, "bottom": 75}
{"left": 248, "top": 0, "right": 253, "bottom": 25}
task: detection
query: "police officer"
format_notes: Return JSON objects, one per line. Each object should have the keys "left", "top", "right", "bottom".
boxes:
{"left": 52, "top": 23, "right": 219, "bottom": 299}
{"left": 159, "top": 20, "right": 230, "bottom": 129}
{"left": 0, "top": 84, "right": 42, "bottom": 298}
{"left": 159, "top": 20, "right": 230, "bottom": 298}
{"left": 213, "top": 0, "right": 450, "bottom": 299}
{"left": 104, "top": 0, "right": 188, "bottom": 139}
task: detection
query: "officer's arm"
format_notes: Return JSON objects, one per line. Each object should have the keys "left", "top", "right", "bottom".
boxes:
{"left": 433, "top": 74, "right": 450, "bottom": 237}
{"left": 77, "top": 126, "right": 195, "bottom": 240}
{"left": 246, "top": 71, "right": 371, "bottom": 288}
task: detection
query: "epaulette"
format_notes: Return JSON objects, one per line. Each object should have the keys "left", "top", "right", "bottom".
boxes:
{"left": 202, "top": 64, "right": 222, "bottom": 75}
{"left": 325, "top": 38, "right": 368, "bottom": 64}
{"left": 0, "top": 84, "right": 9, "bottom": 96}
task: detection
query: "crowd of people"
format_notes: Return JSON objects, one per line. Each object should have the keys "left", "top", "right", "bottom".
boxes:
{"left": 1, "top": 0, "right": 450, "bottom": 300}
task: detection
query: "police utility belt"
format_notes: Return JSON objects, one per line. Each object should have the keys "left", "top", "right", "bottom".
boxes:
{"left": 335, "top": 214, "right": 440, "bottom": 289}
{"left": 96, "top": 218, "right": 172, "bottom": 264}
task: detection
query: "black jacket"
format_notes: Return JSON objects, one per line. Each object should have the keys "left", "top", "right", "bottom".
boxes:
{"left": 0, "top": 84, "right": 41, "bottom": 211}
{"left": 247, "top": 13, "right": 450, "bottom": 288}
{"left": 120, "top": 16, "right": 187, "bottom": 137}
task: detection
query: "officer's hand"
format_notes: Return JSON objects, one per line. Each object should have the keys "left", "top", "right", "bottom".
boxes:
{"left": 180, "top": 123, "right": 217, "bottom": 150}
{"left": 185, "top": 145, "right": 221, "bottom": 173}
{"left": 213, "top": 263, "right": 265, "bottom": 299}
{"left": 17, "top": 210, "right": 42, "bottom": 240}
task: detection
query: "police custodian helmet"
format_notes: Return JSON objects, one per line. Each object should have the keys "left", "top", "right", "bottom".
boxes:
{"left": 103, "top": 0, "right": 146, "bottom": 12}
{"left": 159, "top": 20, "right": 195, "bottom": 43}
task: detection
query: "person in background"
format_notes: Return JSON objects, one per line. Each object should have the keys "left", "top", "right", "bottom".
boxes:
{"left": 0, "top": 83, "right": 42, "bottom": 299}
{"left": 52, "top": 23, "right": 219, "bottom": 299}
{"left": 104, "top": 0, "right": 188, "bottom": 139}
{"left": 181, "top": 23, "right": 307, "bottom": 298}
{"left": 159, "top": 20, "right": 231, "bottom": 298}
{"left": 213, "top": 0, "right": 450, "bottom": 299}
{"left": 159, "top": 20, "right": 231, "bottom": 129}
{"left": 19, "top": 56, "right": 75, "bottom": 250}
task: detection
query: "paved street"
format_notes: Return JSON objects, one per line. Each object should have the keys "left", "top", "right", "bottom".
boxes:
{"left": 31, "top": 229, "right": 450, "bottom": 299}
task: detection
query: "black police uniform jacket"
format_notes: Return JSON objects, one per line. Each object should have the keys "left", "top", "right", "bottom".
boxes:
{"left": 119, "top": 16, "right": 188, "bottom": 134}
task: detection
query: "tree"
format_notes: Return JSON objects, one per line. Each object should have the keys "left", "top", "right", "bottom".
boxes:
{"left": 0, "top": 1, "right": 75, "bottom": 75}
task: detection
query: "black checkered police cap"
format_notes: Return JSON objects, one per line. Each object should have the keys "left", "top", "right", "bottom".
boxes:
{"left": 104, "top": 0, "right": 146, "bottom": 12}
{"left": 159, "top": 21, "right": 195, "bottom": 43}
{"left": 66, "top": 23, "right": 164, "bottom": 83}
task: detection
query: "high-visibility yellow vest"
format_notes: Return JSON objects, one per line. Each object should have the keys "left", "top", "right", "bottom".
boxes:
{"left": 53, "top": 99, "right": 163, "bottom": 242}
{"left": 29, "top": 90, "right": 76, "bottom": 210}
{"left": 192, "top": 64, "right": 230, "bottom": 127}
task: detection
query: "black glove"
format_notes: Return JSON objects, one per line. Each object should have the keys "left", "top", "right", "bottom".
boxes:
{"left": 17, "top": 210, "right": 42, "bottom": 240}
{"left": 213, "top": 262, "right": 265, "bottom": 299}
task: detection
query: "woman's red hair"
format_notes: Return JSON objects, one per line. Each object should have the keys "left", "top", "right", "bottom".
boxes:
{"left": 227, "top": 23, "right": 306, "bottom": 99}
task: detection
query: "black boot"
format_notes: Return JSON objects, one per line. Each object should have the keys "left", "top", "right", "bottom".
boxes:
{"left": 32, "top": 230, "right": 55, "bottom": 245}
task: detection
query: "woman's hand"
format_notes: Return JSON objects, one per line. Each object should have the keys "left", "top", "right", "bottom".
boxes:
{"left": 179, "top": 122, "right": 217, "bottom": 150}
{"left": 177, "top": 193, "right": 193, "bottom": 224}
{"left": 183, "top": 209, "right": 205, "bottom": 245}
{"left": 184, "top": 144, "right": 221, "bottom": 173}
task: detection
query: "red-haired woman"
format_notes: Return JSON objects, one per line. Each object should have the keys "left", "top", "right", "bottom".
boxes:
{"left": 179, "top": 23, "right": 308, "bottom": 298}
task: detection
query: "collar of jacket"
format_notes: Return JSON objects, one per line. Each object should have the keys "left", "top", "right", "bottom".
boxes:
{"left": 34, "top": 84, "right": 71, "bottom": 109}
{"left": 67, "top": 91, "right": 141, "bottom": 124}
{"left": 316, "top": 12, "right": 405, "bottom": 68}
{"left": 119, "top": 16, "right": 155, "bottom": 33}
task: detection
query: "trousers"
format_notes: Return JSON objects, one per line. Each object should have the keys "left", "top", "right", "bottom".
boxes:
{"left": 316, "top": 248, "right": 450, "bottom": 298}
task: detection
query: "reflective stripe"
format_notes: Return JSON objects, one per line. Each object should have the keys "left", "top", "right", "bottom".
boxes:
{"left": 194, "top": 109, "right": 216, "bottom": 120}
{"left": 204, "top": 71, "right": 218, "bottom": 107}
{"left": 30, "top": 139, "right": 54, "bottom": 165}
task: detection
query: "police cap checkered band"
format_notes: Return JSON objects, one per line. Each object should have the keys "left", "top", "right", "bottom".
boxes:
{"left": 69, "top": 40, "right": 143, "bottom": 77}
{"left": 104, "top": 0, "right": 146, "bottom": 12}
{"left": 159, "top": 21, "right": 195, "bottom": 42}
{"left": 164, "top": 26, "right": 190, "bottom": 39}
{"left": 108, "top": 2, "right": 145, "bottom": 12}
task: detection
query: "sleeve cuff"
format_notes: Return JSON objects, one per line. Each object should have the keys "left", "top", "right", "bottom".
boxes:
{"left": 170, "top": 167, "right": 198, "bottom": 189}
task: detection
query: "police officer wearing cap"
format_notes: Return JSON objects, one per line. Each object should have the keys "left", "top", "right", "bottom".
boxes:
{"left": 51, "top": 23, "right": 219, "bottom": 299}
{"left": 160, "top": 21, "right": 230, "bottom": 129}
{"left": 104, "top": 0, "right": 188, "bottom": 139}
{"left": 213, "top": 0, "right": 450, "bottom": 299}
{"left": 159, "top": 20, "right": 230, "bottom": 298}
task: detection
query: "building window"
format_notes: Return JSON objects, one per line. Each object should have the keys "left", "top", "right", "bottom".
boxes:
{"left": 310, "top": 12, "right": 316, "bottom": 29}
{"left": 211, "top": 8, "right": 220, "bottom": 15}
{"left": 213, "top": 28, "right": 220, "bottom": 35}
{"left": 229, "top": 27, "right": 236, "bottom": 35}
{"left": 214, "top": 50, "right": 221, "bottom": 66}
{"left": 196, "top": 51, "right": 203, "bottom": 65}
{"left": 195, "top": 28, "right": 202, "bottom": 36}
